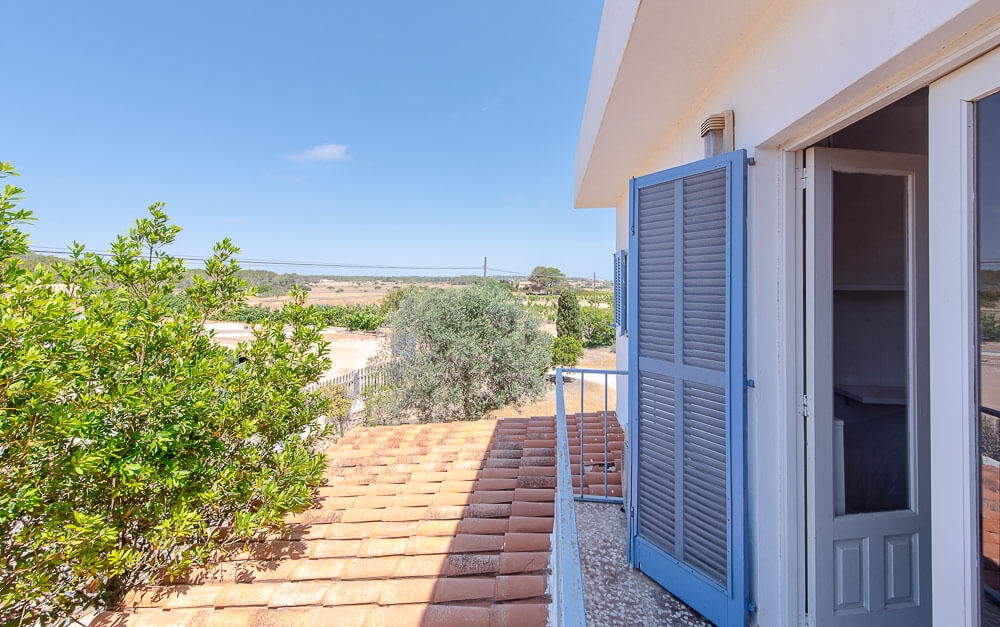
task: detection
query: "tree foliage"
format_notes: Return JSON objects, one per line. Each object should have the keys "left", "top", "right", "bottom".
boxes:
{"left": 551, "top": 336, "right": 584, "bottom": 368}
{"left": 556, "top": 290, "right": 582, "bottom": 340}
{"left": 0, "top": 164, "right": 331, "bottom": 623}
{"left": 581, "top": 306, "right": 615, "bottom": 347}
{"left": 527, "top": 265, "right": 565, "bottom": 294}
{"left": 365, "top": 284, "right": 552, "bottom": 423}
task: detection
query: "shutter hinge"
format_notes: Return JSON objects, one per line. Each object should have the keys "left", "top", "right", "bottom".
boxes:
{"left": 745, "top": 378, "right": 755, "bottom": 388}
{"left": 802, "top": 394, "right": 811, "bottom": 418}
{"left": 747, "top": 601, "right": 757, "bottom": 614}
{"left": 797, "top": 166, "right": 810, "bottom": 191}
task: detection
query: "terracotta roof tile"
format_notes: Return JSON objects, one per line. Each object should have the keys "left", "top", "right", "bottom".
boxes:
{"left": 431, "top": 491, "right": 473, "bottom": 506}
{"left": 371, "top": 520, "right": 422, "bottom": 537}
{"left": 508, "top": 516, "right": 554, "bottom": 534}
{"left": 456, "top": 517, "right": 509, "bottom": 535}
{"left": 339, "top": 555, "right": 401, "bottom": 580}
{"left": 449, "top": 533, "right": 506, "bottom": 553}
{"left": 465, "top": 503, "right": 511, "bottom": 518}
{"left": 491, "top": 602, "right": 549, "bottom": 626}
{"left": 289, "top": 558, "right": 346, "bottom": 582}
{"left": 414, "top": 519, "right": 461, "bottom": 536}
{"left": 498, "top": 551, "right": 550, "bottom": 575}
{"left": 307, "top": 539, "right": 362, "bottom": 559}
{"left": 364, "top": 483, "right": 403, "bottom": 497}
{"left": 357, "top": 537, "right": 410, "bottom": 557}
{"left": 424, "top": 603, "right": 493, "bottom": 625}
{"left": 475, "top": 478, "right": 519, "bottom": 491}
{"left": 379, "top": 578, "right": 438, "bottom": 605}
{"left": 368, "top": 604, "right": 429, "bottom": 624}
{"left": 503, "top": 532, "right": 551, "bottom": 553}
{"left": 95, "top": 414, "right": 618, "bottom": 626}
{"left": 215, "top": 582, "right": 280, "bottom": 608}
{"left": 268, "top": 581, "right": 328, "bottom": 608}
{"left": 324, "top": 522, "right": 373, "bottom": 540}
{"left": 442, "top": 553, "right": 501, "bottom": 577}
{"left": 509, "top": 502, "right": 553, "bottom": 518}
{"left": 478, "top": 467, "right": 520, "bottom": 479}
{"left": 303, "top": 606, "right": 372, "bottom": 627}
{"left": 393, "top": 554, "right": 449, "bottom": 578}
{"left": 405, "top": 535, "right": 454, "bottom": 555}
{"left": 339, "top": 508, "right": 384, "bottom": 524}
{"left": 321, "top": 579, "right": 381, "bottom": 606}
{"left": 433, "top": 578, "right": 496, "bottom": 603}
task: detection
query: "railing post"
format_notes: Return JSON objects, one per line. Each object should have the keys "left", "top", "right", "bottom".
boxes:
{"left": 552, "top": 368, "right": 586, "bottom": 626}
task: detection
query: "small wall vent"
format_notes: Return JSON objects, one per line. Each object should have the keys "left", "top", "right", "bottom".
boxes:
{"left": 701, "top": 110, "right": 734, "bottom": 158}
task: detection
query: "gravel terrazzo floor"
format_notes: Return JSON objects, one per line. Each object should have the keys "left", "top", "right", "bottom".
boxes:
{"left": 576, "top": 501, "right": 711, "bottom": 626}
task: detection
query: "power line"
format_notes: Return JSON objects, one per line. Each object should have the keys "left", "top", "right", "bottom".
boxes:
{"left": 27, "top": 248, "right": 481, "bottom": 272}
{"left": 27, "top": 247, "right": 612, "bottom": 280}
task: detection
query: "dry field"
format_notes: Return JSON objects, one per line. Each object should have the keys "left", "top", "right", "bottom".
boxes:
{"left": 247, "top": 279, "right": 468, "bottom": 309}
{"left": 205, "top": 322, "right": 384, "bottom": 378}
{"left": 488, "top": 346, "right": 620, "bottom": 419}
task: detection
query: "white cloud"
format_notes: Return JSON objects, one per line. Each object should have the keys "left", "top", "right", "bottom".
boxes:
{"left": 287, "top": 143, "right": 349, "bottom": 163}
{"left": 480, "top": 98, "right": 504, "bottom": 112}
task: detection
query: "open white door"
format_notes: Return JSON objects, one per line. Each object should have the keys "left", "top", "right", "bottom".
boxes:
{"left": 804, "top": 148, "right": 930, "bottom": 626}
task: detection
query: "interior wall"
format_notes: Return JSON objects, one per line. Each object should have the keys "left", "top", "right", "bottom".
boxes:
{"left": 815, "top": 88, "right": 929, "bottom": 154}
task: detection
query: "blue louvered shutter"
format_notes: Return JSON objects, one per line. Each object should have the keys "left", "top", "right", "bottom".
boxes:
{"left": 627, "top": 150, "right": 746, "bottom": 627}
{"left": 614, "top": 250, "right": 627, "bottom": 334}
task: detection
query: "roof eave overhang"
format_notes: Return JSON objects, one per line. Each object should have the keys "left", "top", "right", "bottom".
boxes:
{"left": 574, "top": 0, "right": 772, "bottom": 209}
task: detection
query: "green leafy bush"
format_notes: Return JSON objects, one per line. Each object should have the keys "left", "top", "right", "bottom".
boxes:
{"left": 984, "top": 312, "right": 1000, "bottom": 342}
{"left": 365, "top": 283, "right": 552, "bottom": 423}
{"left": 581, "top": 306, "right": 615, "bottom": 347}
{"left": 315, "top": 382, "right": 354, "bottom": 435}
{"left": 552, "top": 335, "right": 584, "bottom": 367}
{"left": 0, "top": 164, "right": 331, "bottom": 623}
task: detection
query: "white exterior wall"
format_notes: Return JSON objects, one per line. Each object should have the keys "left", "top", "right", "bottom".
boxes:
{"left": 584, "top": 1, "right": 1000, "bottom": 624}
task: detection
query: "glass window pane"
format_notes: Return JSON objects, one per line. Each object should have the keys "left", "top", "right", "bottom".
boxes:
{"left": 832, "top": 172, "right": 910, "bottom": 515}
{"left": 979, "top": 89, "right": 1000, "bottom": 615}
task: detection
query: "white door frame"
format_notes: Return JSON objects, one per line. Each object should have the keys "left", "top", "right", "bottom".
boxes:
{"left": 803, "top": 148, "right": 931, "bottom": 625}
{"left": 928, "top": 45, "right": 1000, "bottom": 626}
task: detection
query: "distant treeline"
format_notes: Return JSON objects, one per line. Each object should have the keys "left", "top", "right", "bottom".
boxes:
{"left": 17, "top": 254, "right": 606, "bottom": 297}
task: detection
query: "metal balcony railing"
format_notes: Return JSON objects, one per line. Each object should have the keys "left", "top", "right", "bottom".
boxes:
{"left": 550, "top": 366, "right": 627, "bottom": 626}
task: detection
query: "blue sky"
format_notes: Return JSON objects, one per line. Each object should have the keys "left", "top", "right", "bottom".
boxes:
{"left": 3, "top": 2, "right": 612, "bottom": 279}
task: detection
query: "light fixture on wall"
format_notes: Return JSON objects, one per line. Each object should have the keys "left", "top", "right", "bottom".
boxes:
{"left": 701, "top": 110, "right": 734, "bottom": 157}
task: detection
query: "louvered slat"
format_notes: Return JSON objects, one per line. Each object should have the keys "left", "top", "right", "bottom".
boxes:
{"left": 637, "top": 181, "right": 675, "bottom": 362}
{"left": 682, "top": 380, "right": 728, "bottom": 585}
{"left": 683, "top": 169, "right": 727, "bottom": 372}
{"left": 638, "top": 372, "right": 676, "bottom": 556}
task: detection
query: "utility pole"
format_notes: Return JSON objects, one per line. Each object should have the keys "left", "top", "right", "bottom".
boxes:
{"left": 483, "top": 256, "right": 487, "bottom": 286}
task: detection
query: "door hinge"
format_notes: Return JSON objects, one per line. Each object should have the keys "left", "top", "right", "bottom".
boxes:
{"left": 796, "top": 166, "right": 810, "bottom": 191}
{"left": 802, "top": 394, "right": 811, "bottom": 418}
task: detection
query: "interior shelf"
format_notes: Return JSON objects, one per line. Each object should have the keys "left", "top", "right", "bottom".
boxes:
{"left": 834, "top": 384, "right": 907, "bottom": 405}
{"left": 833, "top": 284, "right": 905, "bottom": 292}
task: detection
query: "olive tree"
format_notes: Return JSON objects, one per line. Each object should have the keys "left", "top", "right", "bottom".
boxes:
{"left": 0, "top": 163, "right": 331, "bottom": 623}
{"left": 366, "top": 283, "right": 552, "bottom": 423}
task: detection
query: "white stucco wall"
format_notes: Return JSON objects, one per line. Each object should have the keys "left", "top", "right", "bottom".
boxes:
{"left": 581, "top": 1, "right": 1000, "bottom": 624}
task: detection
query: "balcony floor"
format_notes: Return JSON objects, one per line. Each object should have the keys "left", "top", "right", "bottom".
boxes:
{"left": 576, "top": 500, "right": 710, "bottom": 626}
